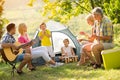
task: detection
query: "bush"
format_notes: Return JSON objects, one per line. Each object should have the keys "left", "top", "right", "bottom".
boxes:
{"left": 103, "top": 0, "right": 120, "bottom": 23}
{"left": 113, "top": 24, "right": 120, "bottom": 47}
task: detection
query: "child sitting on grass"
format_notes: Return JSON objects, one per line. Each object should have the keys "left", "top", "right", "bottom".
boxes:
{"left": 38, "top": 22, "right": 55, "bottom": 60}
{"left": 61, "top": 39, "right": 75, "bottom": 59}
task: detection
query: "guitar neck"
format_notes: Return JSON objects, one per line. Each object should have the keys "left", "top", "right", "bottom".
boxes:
{"left": 18, "top": 41, "right": 33, "bottom": 49}
{"left": 17, "top": 38, "right": 37, "bottom": 49}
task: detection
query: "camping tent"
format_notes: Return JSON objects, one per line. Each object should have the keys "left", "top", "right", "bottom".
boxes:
{"left": 32, "top": 21, "right": 81, "bottom": 66}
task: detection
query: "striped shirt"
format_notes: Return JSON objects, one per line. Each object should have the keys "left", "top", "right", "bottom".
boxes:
{"left": 1, "top": 33, "right": 16, "bottom": 44}
{"left": 95, "top": 16, "right": 113, "bottom": 43}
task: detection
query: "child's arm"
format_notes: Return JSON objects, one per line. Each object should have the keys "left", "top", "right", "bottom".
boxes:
{"left": 80, "top": 32, "right": 90, "bottom": 37}
{"left": 71, "top": 47, "right": 75, "bottom": 56}
{"left": 39, "top": 31, "right": 45, "bottom": 39}
{"left": 45, "top": 33, "right": 51, "bottom": 38}
{"left": 45, "top": 30, "right": 51, "bottom": 38}
{"left": 78, "top": 39, "right": 89, "bottom": 42}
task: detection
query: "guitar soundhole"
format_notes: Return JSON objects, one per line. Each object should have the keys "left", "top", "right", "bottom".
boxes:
{"left": 13, "top": 50, "right": 19, "bottom": 55}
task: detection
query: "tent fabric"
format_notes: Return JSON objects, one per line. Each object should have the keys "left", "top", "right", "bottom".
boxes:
{"left": 46, "top": 20, "right": 67, "bottom": 31}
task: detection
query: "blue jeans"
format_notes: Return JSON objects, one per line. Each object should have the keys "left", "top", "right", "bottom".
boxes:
{"left": 15, "top": 54, "right": 24, "bottom": 62}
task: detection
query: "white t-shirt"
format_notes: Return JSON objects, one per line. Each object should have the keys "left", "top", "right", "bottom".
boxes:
{"left": 62, "top": 46, "right": 72, "bottom": 56}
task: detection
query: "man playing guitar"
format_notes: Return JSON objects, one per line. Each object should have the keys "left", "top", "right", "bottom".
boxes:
{"left": 1, "top": 23, "right": 35, "bottom": 75}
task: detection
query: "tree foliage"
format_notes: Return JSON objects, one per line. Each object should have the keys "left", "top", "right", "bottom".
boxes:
{"left": 104, "top": 0, "right": 120, "bottom": 23}
{"left": 30, "top": 0, "right": 119, "bottom": 24}
{"left": 0, "top": 0, "right": 5, "bottom": 39}
{"left": 41, "top": 0, "right": 91, "bottom": 23}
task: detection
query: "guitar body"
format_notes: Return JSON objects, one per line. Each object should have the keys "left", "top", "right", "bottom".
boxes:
{"left": 3, "top": 42, "right": 23, "bottom": 62}
{"left": 1, "top": 40, "right": 35, "bottom": 62}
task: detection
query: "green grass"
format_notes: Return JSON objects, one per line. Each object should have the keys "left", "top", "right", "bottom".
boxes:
{"left": 0, "top": 62, "right": 120, "bottom": 80}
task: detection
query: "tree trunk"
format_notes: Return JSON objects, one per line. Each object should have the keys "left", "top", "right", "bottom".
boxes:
{"left": 90, "top": 0, "right": 94, "bottom": 9}
{"left": 0, "top": 0, "right": 4, "bottom": 40}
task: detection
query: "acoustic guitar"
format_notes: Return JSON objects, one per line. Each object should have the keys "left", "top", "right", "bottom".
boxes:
{"left": 2, "top": 40, "right": 34, "bottom": 62}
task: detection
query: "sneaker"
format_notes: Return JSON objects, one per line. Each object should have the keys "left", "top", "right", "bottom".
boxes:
{"left": 29, "top": 67, "right": 36, "bottom": 71}
{"left": 87, "top": 63, "right": 95, "bottom": 67}
{"left": 17, "top": 70, "right": 24, "bottom": 75}
{"left": 93, "top": 64, "right": 101, "bottom": 69}
{"left": 50, "top": 62, "right": 64, "bottom": 68}
{"left": 56, "top": 62, "right": 64, "bottom": 66}
{"left": 77, "top": 63, "right": 80, "bottom": 66}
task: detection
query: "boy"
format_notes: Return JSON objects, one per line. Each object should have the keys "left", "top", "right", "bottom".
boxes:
{"left": 60, "top": 38, "right": 78, "bottom": 63}
{"left": 38, "top": 22, "right": 55, "bottom": 60}
{"left": 61, "top": 39, "right": 75, "bottom": 57}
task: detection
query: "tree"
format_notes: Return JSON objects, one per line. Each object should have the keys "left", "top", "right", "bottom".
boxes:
{"left": 0, "top": 0, "right": 5, "bottom": 39}
{"left": 29, "top": 0, "right": 120, "bottom": 23}
{"left": 0, "top": 0, "right": 9, "bottom": 39}
{"left": 41, "top": 0, "right": 92, "bottom": 23}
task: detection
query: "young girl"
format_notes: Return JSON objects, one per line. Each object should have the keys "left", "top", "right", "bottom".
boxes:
{"left": 61, "top": 39, "right": 75, "bottom": 57}
{"left": 78, "top": 14, "right": 96, "bottom": 44}
{"left": 18, "top": 23, "right": 35, "bottom": 71}
{"left": 18, "top": 23, "right": 30, "bottom": 44}
{"left": 77, "top": 14, "right": 96, "bottom": 66}
{"left": 38, "top": 22, "right": 55, "bottom": 59}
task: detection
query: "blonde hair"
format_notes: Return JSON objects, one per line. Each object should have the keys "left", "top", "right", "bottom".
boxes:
{"left": 86, "top": 14, "right": 94, "bottom": 22}
{"left": 18, "top": 23, "right": 26, "bottom": 35}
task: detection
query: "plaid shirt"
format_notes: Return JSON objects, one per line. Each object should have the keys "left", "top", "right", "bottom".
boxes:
{"left": 0, "top": 43, "right": 2, "bottom": 49}
{"left": 1, "top": 33, "right": 16, "bottom": 44}
{"left": 95, "top": 16, "right": 113, "bottom": 43}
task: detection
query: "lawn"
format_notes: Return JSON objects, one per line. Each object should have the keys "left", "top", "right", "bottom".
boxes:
{"left": 0, "top": 62, "right": 120, "bottom": 80}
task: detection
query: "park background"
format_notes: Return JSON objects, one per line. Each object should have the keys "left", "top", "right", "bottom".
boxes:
{"left": 0, "top": 0, "right": 120, "bottom": 80}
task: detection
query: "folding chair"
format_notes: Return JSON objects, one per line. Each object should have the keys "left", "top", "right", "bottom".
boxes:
{"left": 0, "top": 49, "right": 17, "bottom": 77}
